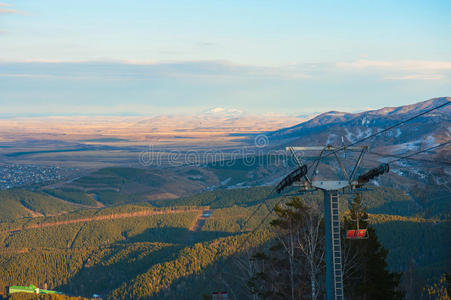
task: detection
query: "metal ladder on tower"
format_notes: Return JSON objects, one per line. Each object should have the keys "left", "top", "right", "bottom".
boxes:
{"left": 330, "top": 191, "right": 344, "bottom": 299}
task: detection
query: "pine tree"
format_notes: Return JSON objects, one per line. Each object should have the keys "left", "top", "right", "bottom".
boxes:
{"left": 247, "top": 197, "right": 324, "bottom": 299}
{"left": 343, "top": 194, "right": 404, "bottom": 300}
{"left": 347, "top": 193, "right": 368, "bottom": 232}
{"left": 247, "top": 194, "right": 404, "bottom": 300}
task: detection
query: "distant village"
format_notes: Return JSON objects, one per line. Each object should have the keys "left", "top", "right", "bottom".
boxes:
{"left": 0, "top": 164, "right": 77, "bottom": 190}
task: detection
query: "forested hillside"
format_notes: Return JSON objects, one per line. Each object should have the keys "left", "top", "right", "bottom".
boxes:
{"left": 42, "top": 167, "right": 217, "bottom": 205}
{"left": 0, "top": 186, "right": 448, "bottom": 299}
{"left": 0, "top": 190, "right": 80, "bottom": 221}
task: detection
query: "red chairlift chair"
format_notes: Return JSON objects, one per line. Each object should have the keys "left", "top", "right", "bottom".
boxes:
{"left": 346, "top": 229, "right": 368, "bottom": 239}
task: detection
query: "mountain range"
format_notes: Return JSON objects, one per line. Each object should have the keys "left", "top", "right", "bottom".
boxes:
{"left": 268, "top": 97, "right": 450, "bottom": 151}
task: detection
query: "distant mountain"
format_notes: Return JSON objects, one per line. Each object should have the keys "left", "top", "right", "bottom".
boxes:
{"left": 268, "top": 97, "right": 450, "bottom": 152}
{"left": 263, "top": 98, "right": 450, "bottom": 211}
{"left": 203, "top": 107, "right": 244, "bottom": 116}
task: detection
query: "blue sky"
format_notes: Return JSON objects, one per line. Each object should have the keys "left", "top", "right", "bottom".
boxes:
{"left": 0, "top": 0, "right": 450, "bottom": 115}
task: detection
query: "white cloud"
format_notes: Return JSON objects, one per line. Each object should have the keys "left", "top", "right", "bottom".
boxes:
{"left": 337, "top": 60, "right": 451, "bottom": 71}
{"left": 0, "top": 59, "right": 448, "bottom": 84}
{"left": 0, "top": 58, "right": 90, "bottom": 63}
{"left": 0, "top": 60, "right": 315, "bottom": 81}
{"left": 0, "top": 8, "right": 19, "bottom": 14}
{"left": 0, "top": 2, "right": 28, "bottom": 15}
{"left": 384, "top": 74, "right": 442, "bottom": 80}
{"left": 0, "top": 73, "right": 86, "bottom": 79}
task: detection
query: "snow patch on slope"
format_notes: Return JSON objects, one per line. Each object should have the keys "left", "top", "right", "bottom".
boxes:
{"left": 345, "top": 128, "right": 355, "bottom": 143}
{"left": 393, "top": 135, "right": 436, "bottom": 154}
{"left": 326, "top": 134, "right": 338, "bottom": 145}
{"left": 220, "top": 177, "right": 232, "bottom": 185}
{"left": 390, "top": 169, "right": 404, "bottom": 176}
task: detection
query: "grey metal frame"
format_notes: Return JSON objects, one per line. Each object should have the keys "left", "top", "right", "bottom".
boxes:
{"left": 284, "top": 145, "right": 368, "bottom": 300}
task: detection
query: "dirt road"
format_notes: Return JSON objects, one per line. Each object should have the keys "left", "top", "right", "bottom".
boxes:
{"left": 4, "top": 208, "right": 203, "bottom": 233}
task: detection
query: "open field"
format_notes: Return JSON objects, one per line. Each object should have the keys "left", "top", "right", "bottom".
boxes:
{"left": 0, "top": 114, "right": 307, "bottom": 170}
{"left": 0, "top": 114, "right": 306, "bottom": 146}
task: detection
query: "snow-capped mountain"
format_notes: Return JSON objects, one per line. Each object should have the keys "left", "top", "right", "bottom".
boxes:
{"left": 262, "top": 97, "right": 450, "bottom": 217}
{"left": 268, "top": 97, "right": 450, "bottom": 154}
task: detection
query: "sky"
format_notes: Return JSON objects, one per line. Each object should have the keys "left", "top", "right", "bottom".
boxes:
{"left": 0, "top": 0, "right": 450, "bottom": 116}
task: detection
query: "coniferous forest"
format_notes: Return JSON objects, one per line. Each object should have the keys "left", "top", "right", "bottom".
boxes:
{"left": 0, "top": 183, "right": 449, "bottom": 299}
